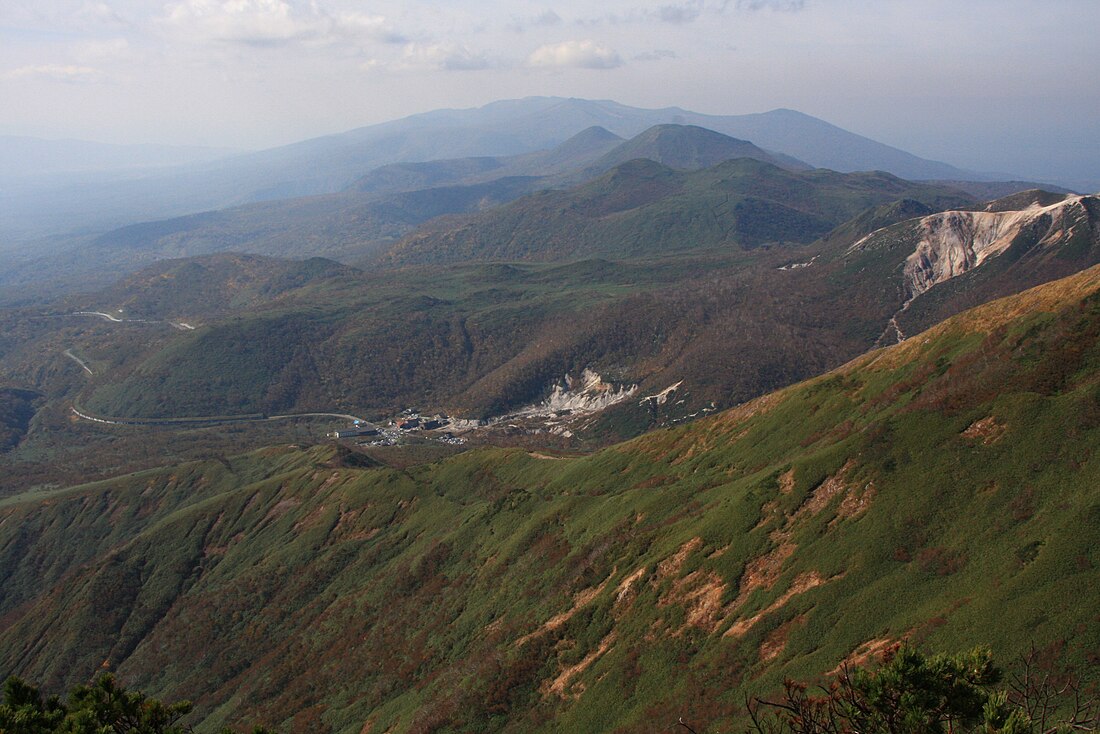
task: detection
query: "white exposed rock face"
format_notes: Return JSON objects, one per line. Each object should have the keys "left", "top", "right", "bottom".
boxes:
{"left": 640, "top": 381, "right": 682, "bottom": 407}
{"left": 846, "top": 193, "right": 1095, "bottom": 346}
{"left": 512, "top": 368, "right": 637, "bottom": 419}
{"left": 901, "top": 195, "right": 1089, "bottom": 299}
{"left": 846, "top": 194, "right": 1094, "bottom": 303}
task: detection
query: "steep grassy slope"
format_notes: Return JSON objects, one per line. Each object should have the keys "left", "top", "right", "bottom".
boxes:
{"left": 2, "top": 267, "right": 1099, "bottom": 732}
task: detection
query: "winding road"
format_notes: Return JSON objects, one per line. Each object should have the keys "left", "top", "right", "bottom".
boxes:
{"left": 72, "top": 311, "right": 195, "bottom": 331}
{"left": 65, "top": 309, "right": 369, "bottom": 430}
{"left": 72, "top": 406, "right": 370, "bottom": 428}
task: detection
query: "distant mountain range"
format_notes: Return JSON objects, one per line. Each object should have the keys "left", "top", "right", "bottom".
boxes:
{"left": 7, "top": 122, "right": 1064, "bottom": 304}
{"left": 1, "top": 97, "right": 1063, "bottom": 249}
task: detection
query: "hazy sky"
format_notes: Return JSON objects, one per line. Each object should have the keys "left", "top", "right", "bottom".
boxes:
{"left": 2, "top": 0, "right": 1098, "bottom": 183}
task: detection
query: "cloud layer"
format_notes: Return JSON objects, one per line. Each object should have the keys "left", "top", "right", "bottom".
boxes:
{"left": 6, "top": 64, "right": 103, "bottom": 83}
{"left": 159, "top": 0, "right": 405, "bottom": 46}
{"left": 527, "top": 40, "right": 623, "bottom": 69}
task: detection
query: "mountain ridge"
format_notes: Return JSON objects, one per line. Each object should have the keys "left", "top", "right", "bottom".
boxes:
{"left": 380, "top": 157, "right": 973, "bottom": 266}
{"left": 1, "top": 262, "right": 1098, "bottom": 732}
{"left": 0, "top": 97, "right": 1014, "bottom": 248}
{"left": 579, "top": 124, "right": 808, "bottom": 178}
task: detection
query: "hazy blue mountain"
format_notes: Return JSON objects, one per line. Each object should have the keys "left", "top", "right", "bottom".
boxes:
{"left": 348, "top": 126, "right": 624, "bottom": 194}
{"left": 0, "top": 98, "right": 1002, "bottom": 246}
{"left": 924, "top": 179, "right": 1078, "bottom": 201}
{"left": 579, "top": 124, "right": 808, "bottom": 178}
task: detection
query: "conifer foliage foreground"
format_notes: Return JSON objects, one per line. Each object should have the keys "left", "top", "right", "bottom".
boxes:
{"left": 0, "top": 674, "right": 267, "bottom": 734}
{"left": 744, "top": 645, "right": 1098, "bottom": 734}
{"left": 4, "top": 647, "right": 1096, "bottom": 733}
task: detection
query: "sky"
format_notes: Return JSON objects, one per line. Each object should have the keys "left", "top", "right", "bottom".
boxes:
{"left": 1, "top": 0, "right": 1098, "bottom": 185}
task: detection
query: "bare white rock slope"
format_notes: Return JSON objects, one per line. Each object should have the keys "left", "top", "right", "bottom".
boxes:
{"left": 515, "top": 368, "right": 637, "bottom": 417}
{"left": 850, "top": 194, "right": 1095, "bottom": 301}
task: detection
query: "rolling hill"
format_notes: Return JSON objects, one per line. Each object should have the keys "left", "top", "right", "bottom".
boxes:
{"left": 578, "top": 124, "right": 807, "bottom": 178}
{"left": 380, "top": 157, "right": 973, "bottom": 265}
{"left": 87, "top": 254, "right": 359, "bottom": 320}
{"left": 2, "top": 264, "right": 1098, "bottom": 732}
{"left": 17, "top": 181, "right": 1094, "bottom": 431}
{"left": 348, "top": 126, "right": 625, "bottom": 195}
{"left": 3, "top": 181, "right": 1097, "bottom": 505}
{"left": 0, "top": 126, "right": 626, "bottom": 302}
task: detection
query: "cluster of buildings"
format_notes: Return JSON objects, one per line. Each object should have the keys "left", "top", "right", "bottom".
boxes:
{"left": 328, "top": 410, "right": 468, "bottom": 446}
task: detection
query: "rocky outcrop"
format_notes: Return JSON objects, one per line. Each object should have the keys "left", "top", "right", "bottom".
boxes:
{"left": 513, "top": 368, "right": 637, "bottom": 419}
{"left": 901, "top": 195, "right": 1092, "bottom": 299}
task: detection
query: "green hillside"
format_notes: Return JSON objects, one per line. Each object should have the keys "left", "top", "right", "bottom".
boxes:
{"left": 86, "top": 254, "right": 358, "bottom": 320}
{"left": 4, "top": 189, "right": 1098, "bottom": 503}
{"left": 382, "top": 158, "right": 972, "bottom": 265}
{"left": 578, "top": 124, "right": 808, "bottom": 177}
{"left": 71, "top": 238, "right": 898, "bottom": 423}
{"left": 0, "top": 125, "right": 622, "bottom": 305}
{"left": 2, "top": 266, "right": 1099, "bottom": 732}
{"left": 0, "top": 387, "right": 40, "bottom": 451}
{"left": 71, "top": 191, "right": 1100, "bottom": 427}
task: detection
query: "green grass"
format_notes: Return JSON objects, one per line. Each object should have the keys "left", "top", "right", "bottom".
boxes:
{"left": 2, "top": 267, "right": 1100, "bottom": 732}
{"left": 385, "top": 158, "right": 973, "bottom": 265}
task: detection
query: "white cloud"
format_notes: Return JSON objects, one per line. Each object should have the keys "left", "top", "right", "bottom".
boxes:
{"left": 75, "top": 38, "right": 132, "bottom": 62}
{"left": 6, "top": 64, "right": 104, "bottom": 83}
{"left": 401, "top": 42, "right": 494, "bottom": 71}
{"left": 161, "top": 0, "right": 317, "bottom": 46}
{"left": 575, "top": 0, "right": 802, "bottom": 27}
{"left": 159, "top": 0, "right": 404, "bottom": 47}
{"left": 329, "top": 12, "right": 407, "bottom": 45}
{"left": 77, "top": 1, "right": 128, "bottom": 27}
{"left": 655, "top": 0, "right": 704, "bottom": 23}
{"left": 735, "top": 0, "right": 807, "bottom": 11}
{"left": 527, "top": 39, "right": 622, "bottom": 69}
{"left": 508, "top": 9, "right": 563, "bottom": 32}
{"left": 635, "top": 49, "right": 677, "bottom": 61}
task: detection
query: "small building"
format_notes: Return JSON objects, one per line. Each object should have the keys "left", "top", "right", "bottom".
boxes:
{"left": 330, "top": 426, "right": 380, "bottom": 439}
{"left": 397, "top": 417, "right": 420, "bottom": 430}
{"left": 330, "top": 429, "right": 360, "bottom": 439}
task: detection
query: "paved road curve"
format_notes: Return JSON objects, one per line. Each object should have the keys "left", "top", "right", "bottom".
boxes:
{"left": 72, "top": 406, "right": 370, "bottom": 428}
